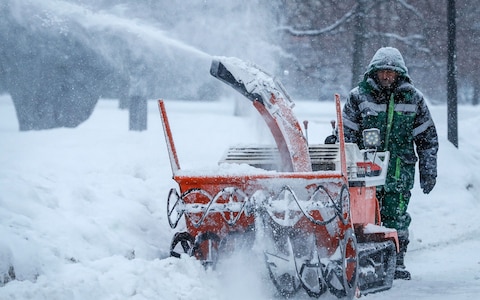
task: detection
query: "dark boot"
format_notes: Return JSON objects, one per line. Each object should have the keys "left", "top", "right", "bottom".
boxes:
{"left": 394, "top": 235, "right": 411, "bottom": 280}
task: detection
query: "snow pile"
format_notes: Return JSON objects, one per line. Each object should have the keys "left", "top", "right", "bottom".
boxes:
{"left": 1, "top": 95, "right": 480, "bottom": 299}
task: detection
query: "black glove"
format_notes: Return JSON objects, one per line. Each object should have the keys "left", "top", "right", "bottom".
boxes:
{"left": 420, "top": 174, "right": 436, "bottom": 194}
{"left": 324, "top": 134, "right": 337, "bottom": 144}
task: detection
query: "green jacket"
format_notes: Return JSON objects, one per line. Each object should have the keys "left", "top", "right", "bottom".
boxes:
{"left": 343, "top": 47, "right": 438, "bottom": 193}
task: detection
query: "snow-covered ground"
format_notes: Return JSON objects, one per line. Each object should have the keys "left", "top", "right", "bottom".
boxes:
{"left": 1, "top": 94, "right": 480, "bottom": 299}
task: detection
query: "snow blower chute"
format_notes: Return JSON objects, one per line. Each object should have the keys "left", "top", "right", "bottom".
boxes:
{"left": 158, "top": 57, "right": 399, "bottom": 298}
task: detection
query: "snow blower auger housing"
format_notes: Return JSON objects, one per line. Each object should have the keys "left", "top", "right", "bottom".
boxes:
{"left": 158, "top": 57, "right": 399, "bottom": 298}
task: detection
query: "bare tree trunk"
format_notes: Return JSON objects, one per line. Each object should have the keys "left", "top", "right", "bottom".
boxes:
{"left": 129, "top": 95, "right": 147, "bottom": 131}
{"left": 447, "top": 0, "right": 458, "bottom": 147}
{"left": 351, "top": 0, "right": 367, "bottom": 88}
{"left": 473, "top": 77, "right": 479, "bottom": 106}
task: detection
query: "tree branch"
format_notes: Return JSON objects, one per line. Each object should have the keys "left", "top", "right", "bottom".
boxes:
{"left": 278, "top": 4, "right": 357, "bottom": 36}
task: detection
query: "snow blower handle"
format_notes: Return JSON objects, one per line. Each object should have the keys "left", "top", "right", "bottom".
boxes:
{"left": 303, "top": 120, "right": 309, "bottom": 145}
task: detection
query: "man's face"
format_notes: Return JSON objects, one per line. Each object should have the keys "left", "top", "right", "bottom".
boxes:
{"left": 376, "top": 69, "right": 398, "bottom": 89}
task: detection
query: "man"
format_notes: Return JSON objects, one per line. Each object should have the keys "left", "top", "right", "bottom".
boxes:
{"left": 342, "top": 47, "right": 439, "bottom": 280}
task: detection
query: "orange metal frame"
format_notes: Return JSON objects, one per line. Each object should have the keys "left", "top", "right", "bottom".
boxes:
{"left": 159, "top": 93, "right": 398, "bottom": 257}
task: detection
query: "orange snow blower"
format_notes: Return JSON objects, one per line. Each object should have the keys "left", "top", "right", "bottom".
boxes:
{"left": 159, "top": 57, "right": 399, "bottom": 298}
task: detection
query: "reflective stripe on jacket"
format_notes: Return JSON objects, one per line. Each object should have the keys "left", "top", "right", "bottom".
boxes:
{"left": 343, "top": 78, "right": 438, "bottom": 192}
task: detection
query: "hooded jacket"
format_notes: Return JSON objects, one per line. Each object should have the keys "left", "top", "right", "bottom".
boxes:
{"left": 343, "top": 47, "right": 438, "bottom": 192}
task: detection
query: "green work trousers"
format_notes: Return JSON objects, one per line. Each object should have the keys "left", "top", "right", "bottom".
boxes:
{"left": 377, "top": 188, "right": 412, "bottom": 234}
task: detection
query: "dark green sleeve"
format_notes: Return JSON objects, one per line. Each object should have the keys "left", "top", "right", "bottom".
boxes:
{"left": 413, "top": 94, "right": 439, "bottom": 178}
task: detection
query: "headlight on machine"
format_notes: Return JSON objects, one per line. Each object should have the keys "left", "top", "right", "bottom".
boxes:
{"left": 362, "top": 128, "right": 381, "bottom": 149}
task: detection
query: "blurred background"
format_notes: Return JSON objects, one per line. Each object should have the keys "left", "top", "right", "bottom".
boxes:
{"left": 0, "top": 0, "right": 477, "bottom": 130}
